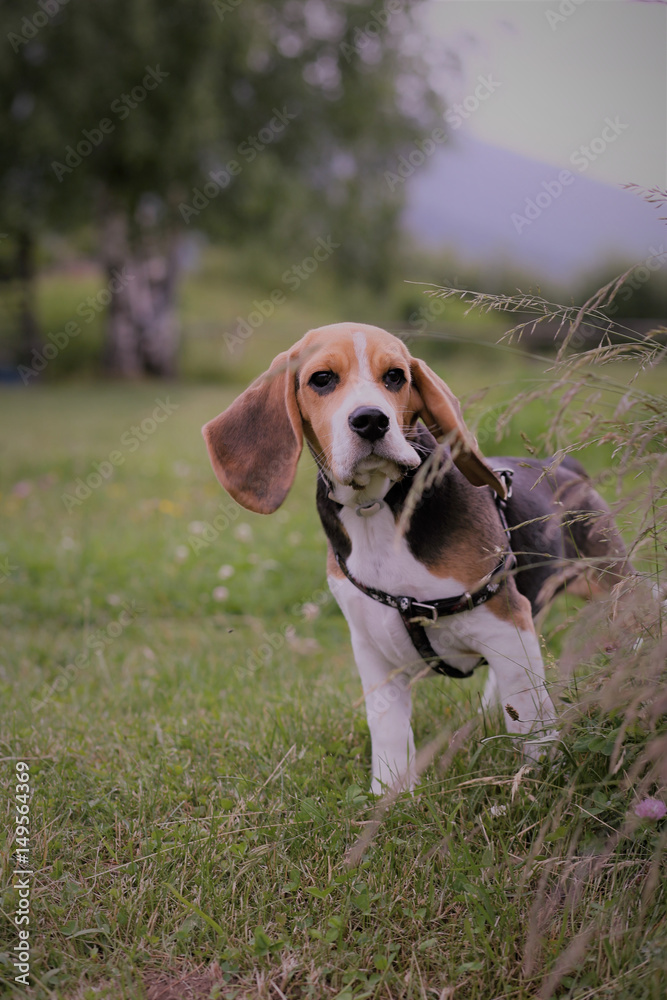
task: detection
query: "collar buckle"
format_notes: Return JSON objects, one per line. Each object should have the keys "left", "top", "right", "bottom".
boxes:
{"left": 409, "top": 600, "right": 439, "bottom": 623}
{"left": 495, "top": 467, "right": 514, "bottom": 501}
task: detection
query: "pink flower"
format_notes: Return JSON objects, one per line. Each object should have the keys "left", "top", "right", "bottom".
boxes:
{"left": 634, "top": 797, "right": 667, "bottom": 820}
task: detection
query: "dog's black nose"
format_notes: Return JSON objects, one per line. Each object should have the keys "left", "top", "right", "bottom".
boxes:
{"left": 348, "top": 406, "right": 390, "bottom": 442}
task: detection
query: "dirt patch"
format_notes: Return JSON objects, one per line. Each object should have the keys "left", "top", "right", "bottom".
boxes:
{"left": 144, "top": 964, "right": 224, "bottom": 1000}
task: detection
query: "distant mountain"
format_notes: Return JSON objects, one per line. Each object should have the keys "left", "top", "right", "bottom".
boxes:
{"left": 402, "top": 134, "right": 666, "bottom": 287}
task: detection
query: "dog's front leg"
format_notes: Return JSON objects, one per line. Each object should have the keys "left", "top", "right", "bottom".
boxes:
{"left": 353, "top": 637, "right": 417, "bottom": 795}
{"left": 341, "top": 627, "right": 416, "bottom": 793}
{"left": 331, "top": 575, "right": 418, "bottom": 793}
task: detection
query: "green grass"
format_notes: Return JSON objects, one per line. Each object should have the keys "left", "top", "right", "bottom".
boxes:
{"left": 1, "top": 309, "right": 666, "bottom": 997}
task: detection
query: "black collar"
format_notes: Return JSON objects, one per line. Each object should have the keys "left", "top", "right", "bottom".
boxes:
{"left": 334, "top": 469, "right": 515, "bottom": 679}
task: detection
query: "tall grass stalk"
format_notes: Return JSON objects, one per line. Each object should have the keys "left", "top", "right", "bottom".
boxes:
{"left": 355, "top": 267, "right": 667, "bottom": 998}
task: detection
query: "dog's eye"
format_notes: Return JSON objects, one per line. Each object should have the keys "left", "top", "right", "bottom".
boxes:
{"left": 384, "top": 368, "right": 406, "bottom": 390}
{"left": 308, "top": 370, "right": 338, "bottom": 392}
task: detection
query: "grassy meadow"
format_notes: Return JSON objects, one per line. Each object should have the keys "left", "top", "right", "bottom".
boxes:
{"left": 1, "top": 258, "right": 666, "bottom": 999}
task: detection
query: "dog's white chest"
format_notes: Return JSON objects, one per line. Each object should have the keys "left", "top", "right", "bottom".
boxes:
{"left": 339, "top": 505, "right": 463, "bottom": 600}
{"left": 335, "top": 506, "right": 482, "bottom": 671}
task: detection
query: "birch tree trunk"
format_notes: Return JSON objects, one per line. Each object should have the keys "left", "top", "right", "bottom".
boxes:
{"left": 101, "top": 206, "right": 180, "bottom": 378}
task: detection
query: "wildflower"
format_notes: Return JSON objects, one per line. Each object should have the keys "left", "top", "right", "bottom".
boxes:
{"left": 158, "top": 499, "right": 182, "bottom": 516}
{"left": 234, "top": 523, "right": 253, "bottom": 542}
{"left": 212, "top": 586, "right": 229, "bottom": 601}
{"left": 634, "top": 797, "right": 667, "bottom": 820}
{"left": 218, "top": 564, "right": 235, "bottom": 579}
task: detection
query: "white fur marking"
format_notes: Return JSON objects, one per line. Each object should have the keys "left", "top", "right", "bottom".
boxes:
{"left": 352, "top": 330, "right": 373, "bottom": 382}
{"left": 326, "top": 338, "right": 419, "bottom": 486}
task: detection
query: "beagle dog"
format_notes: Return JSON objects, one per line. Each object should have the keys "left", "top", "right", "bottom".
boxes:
{"left": 203, "top": 323, "right": 631, "bottom": 793}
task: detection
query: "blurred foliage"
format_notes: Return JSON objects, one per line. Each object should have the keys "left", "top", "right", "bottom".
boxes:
{"left": 0, "top": 0, "right": 443, "bottom": 290}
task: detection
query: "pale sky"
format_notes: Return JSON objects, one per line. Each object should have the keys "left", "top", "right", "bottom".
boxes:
{"left": 421, "top": 0, "right": 666, "bottom": 189}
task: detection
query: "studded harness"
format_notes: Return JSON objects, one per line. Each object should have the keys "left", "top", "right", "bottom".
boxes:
{"left": 333, "top": 470, "right": 515, "bottom": 678}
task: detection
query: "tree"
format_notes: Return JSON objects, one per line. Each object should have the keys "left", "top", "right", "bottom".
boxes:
{"left": 0, "top": 0, "right": 442, "bottom": 376}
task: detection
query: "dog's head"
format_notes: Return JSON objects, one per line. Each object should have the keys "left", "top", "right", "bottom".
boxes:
{"left": 203, "top": 323, "right": 506, "bottom": 513}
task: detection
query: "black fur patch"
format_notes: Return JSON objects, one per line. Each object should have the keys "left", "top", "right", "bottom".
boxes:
{"left": 316, "top": 473, "right": 351, "bottom": 560}
{"left": 384, "top": 459, "right": 502, "bottom": 569}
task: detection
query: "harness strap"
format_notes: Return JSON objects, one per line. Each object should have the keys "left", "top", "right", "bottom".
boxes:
{"left": 334, "top": 469, "right": 516, "bottom": 679}
{"left": 402, "top": 612, "right": 472, "bottom": 679}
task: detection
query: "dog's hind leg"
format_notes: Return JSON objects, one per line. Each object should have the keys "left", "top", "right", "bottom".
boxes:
{"left": 550, "top": 476, "right": 635, "bottom": 601}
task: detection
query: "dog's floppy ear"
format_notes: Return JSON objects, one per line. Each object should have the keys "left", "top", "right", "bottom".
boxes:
{"left": 408, "top": 358, "right": 507, "bottom": 498}
{"left": 202, "top": 348, "right": 303, "bottom": 514}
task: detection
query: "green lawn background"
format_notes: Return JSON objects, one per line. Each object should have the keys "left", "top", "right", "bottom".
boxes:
{"left": 1, "top": 259, "right": 665, "bottom": 999}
